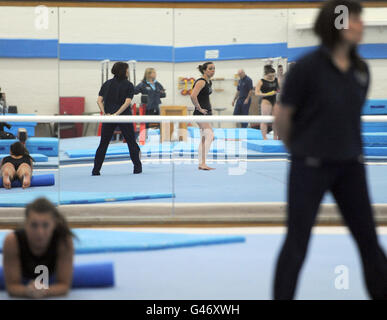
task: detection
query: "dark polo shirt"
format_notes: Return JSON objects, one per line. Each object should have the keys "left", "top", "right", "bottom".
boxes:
{"left": 99, "top": 76, "right": 134, "bottom": 115}
{"left": 280, "top": 45, "right": 370, "bottom": 161}
{"left": 237, "top": 75, "right": 253, "bottom": 100}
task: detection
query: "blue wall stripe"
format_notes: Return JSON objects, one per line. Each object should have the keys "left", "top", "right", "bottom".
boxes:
{"left": 287, "top": 46, "right": 318, "bottom": 62}
{"left": 1, "top": 39, "right": 387, "bottom": 61}
{"left": 59, "top": 43, "right": 173, "bottom": 62}
{"left": 358, "top": 44, "right": 387, "bottom": 59}
{"left": 0, "top": 39, "right": 58, "bottom": 58}
{"left": 174, "top": 43, "right": 287, "bottom": 62}
{"left": 288, "top": 44, "right": 387, "bottom": 62}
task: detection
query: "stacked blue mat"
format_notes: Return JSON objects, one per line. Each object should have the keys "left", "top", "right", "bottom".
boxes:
{"left": 3, "top": 114, "right": 37, "bottom": 137}
{"left": 244, "top": 140, "right": 286, "bottom": 153}
{"left": 0, "top": 229, "right": 245, "bottom": 289}
{"left": 242, "top": 133, "right": 387, "bottom": 156}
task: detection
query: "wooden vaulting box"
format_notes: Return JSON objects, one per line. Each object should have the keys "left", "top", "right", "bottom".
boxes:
{"left": 160, "top": 106, "right": 188, "bottom": 142}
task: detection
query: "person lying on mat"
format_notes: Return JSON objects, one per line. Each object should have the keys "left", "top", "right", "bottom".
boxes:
{"left": 2, "top": 198, "right": 74, "bottom": 299}
{"left": 0, "top": 142, "right": 34, "bottom": 189}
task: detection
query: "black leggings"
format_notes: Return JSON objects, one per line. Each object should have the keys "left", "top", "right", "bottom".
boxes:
{"left": 93, "top": 123, "right": 141, "bottom": 174}
{"left": 273, "top": 158, "right": 387, "bottom": 300}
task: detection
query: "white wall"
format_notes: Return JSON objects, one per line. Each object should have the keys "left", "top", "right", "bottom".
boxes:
{"left": 59, "top": 7, "right": 173, "bottom": 45}
{"left": 0, "top": 6, "right": 58, "bottom": 39}
{"left": 0, "top": 6, "right": 58, "bottom": 114}
{"left": 0, "top": 59, "right": 59, "bottom": 115}
{"left": 0, "top": 6, "right": 386, "bottom": 117}
{"left": 174, "top": 8, "right": 288, "bottom": 46}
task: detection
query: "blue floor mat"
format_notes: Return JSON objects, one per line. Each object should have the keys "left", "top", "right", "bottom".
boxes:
{"left": 0, "top": 229, "right": 246, "bottom": 254}
{"left": 0, "top": 191, "right": 174, "bottom": 207}
{"left": 66, "top": 143, "right": 225, "bottom": 158}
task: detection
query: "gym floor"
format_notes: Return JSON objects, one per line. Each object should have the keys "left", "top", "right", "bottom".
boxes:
{"left": 3, "top": 159, "right": 387, "bottom": 204}
{"left": 1, "top": 226, "right": 386, "bottom": 300}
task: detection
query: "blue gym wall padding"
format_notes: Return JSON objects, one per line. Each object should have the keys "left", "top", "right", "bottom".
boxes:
{"left": 0, "top": 174, "right": 55, "bottom": 188}
{"left": 0, "top": 262, "right": 114, "bottom": 289}
{"left": 0, "top": 191, "right": 174, "bottom": 207}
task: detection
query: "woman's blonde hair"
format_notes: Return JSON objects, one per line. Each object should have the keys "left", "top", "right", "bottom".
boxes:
{"left": 143, "top": 68, "right": 156, "bottom": 82}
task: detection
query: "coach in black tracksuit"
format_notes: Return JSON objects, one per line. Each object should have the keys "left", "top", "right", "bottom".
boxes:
{"left": 92, "top": 62, "right": 142, "bottom": 175}
{"left": 273, "top": 0, "right": 387, "bottom": 300}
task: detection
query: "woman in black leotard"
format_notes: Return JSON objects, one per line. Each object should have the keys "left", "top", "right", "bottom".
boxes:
{"left": 255, "top": 65, "right": 280, "bottom": 140}
{"left": 190, "top": 62, "right": 216, "bottom": 170}
{"left": 0, "top": 142, "right": 34, "bottom": 189}
{"left": 2, "top": 198, "right": 74, "bottom": 298}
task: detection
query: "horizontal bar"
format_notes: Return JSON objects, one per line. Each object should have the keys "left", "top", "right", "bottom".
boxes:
{"left": 1, "top": 115, "right": 387, "bottom": 123}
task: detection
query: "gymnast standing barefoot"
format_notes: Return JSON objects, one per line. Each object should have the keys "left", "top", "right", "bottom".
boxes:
{"left": 0, "top": 142, "right": 33, "bottom": 189}
{"left": 190, "top": 62, "right": 216, "bottom": 171}
{"left": 255, "top": 65, "right": 280, "bottom": 140}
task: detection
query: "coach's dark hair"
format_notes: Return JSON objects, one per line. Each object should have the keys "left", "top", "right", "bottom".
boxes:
{"left": 198, "top": 62, "right": 214, "bottom": 75}
{"left": 10, "top": 142, "right": 33, "bottom": 163}
{"left": 314, "top": 0, "right": 366, "bottom": 72}
{"left": 111, "top": 62, "right": 129, "bottom": 80}
{"left": 25, "top": 198, "right": 75, "bottom": 245}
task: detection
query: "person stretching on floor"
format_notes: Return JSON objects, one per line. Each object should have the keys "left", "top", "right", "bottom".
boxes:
{"left": 0, "top": 141, "right": 34, "bottom": 189}
{"left": 2, "top": 198, "right": 74, "bottom": 298}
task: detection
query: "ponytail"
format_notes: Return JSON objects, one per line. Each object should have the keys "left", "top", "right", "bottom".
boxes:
{"left": 197, "top": 62, "right": 214, "bottom": 75}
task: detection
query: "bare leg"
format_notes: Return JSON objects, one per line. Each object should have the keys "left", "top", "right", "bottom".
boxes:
{"left": 16, "top": 163, "right": 32, "bottom": 189}
{"left": 1, "top": 163, "right": 16, "bottom": 189}
{"left": 272, "top": 103, "right": 280, "bottom": 140}
{"left": 197, "top": 122, "right": 215, "bottom": 170}
{"left": 260, "top": 100, "right": 273, "bottom": 140}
